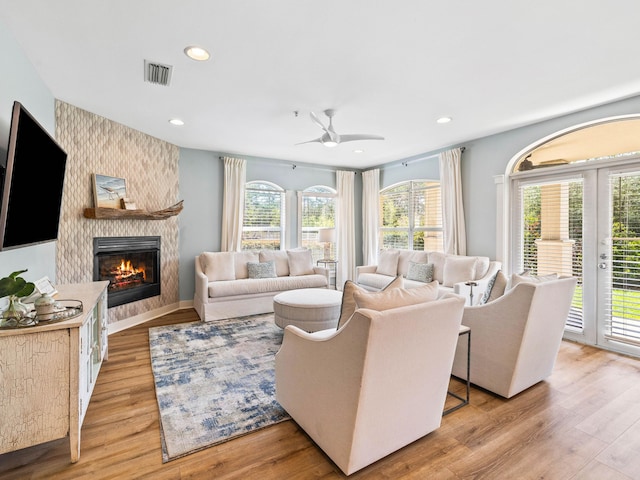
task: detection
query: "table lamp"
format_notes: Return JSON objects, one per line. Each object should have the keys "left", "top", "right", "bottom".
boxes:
{"left": 318, "top": 228, "right": 336, "bottom": 260}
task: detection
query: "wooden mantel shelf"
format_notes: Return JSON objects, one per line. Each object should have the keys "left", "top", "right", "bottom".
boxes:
{"left": 83, "top": 200, "right": 183, "bottom": 220}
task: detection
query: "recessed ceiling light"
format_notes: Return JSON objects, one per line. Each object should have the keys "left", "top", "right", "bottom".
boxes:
{"left": 437, "top": 116, "right": 452, "bottom": 124}
{"left": 184, "top": 46, "right": 210, "bottom": 61}
{"left": 169, "top": 118, "right": 184, "bottom": 126}
{"left": 353, "top": 149, "right": 364, "bottom": 153}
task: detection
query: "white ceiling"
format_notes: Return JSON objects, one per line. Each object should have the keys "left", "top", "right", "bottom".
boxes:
{"left": 2, "top": 0, "right": 640, "bottom": 168}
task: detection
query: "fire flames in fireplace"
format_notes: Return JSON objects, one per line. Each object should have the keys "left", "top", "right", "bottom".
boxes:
{"left": 107, "top": 258, "right": 147, "bottom": 292}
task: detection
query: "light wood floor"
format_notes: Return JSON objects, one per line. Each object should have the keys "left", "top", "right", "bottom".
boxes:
{"left": 2, "top": 308, "right": 640, "bottom": 479}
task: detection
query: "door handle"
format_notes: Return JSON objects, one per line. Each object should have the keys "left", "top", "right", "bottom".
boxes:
{"left": 599, "top": 262, "right": 607, "bottom": 269}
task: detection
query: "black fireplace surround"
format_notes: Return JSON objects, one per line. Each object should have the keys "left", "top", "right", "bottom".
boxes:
{"left": 93, "top": 236, "right": 161, "bottom": 308}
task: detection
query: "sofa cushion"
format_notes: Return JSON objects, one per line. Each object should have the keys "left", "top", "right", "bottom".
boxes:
{"left": 234, "top": 251, "right": 259, "bottom": 279}
{"left": 428, "top": 252, "right": 447, "bottom": 284}
{"left": 353, "top": 280, "right": 439, "bottom": 311}
{"left": 376, "top": 249, "right": 400, "bottom": 276}
{"left": 443, "top": 255, "right": 477, "bottom": 287}
{"left": 397, "top": 250, "right": 429, "bottom": 277}
{"left": 337, "top": 275, "right": 404, "bottom": 329}
{"left": 247, "top": 260, "right": 277, "bottom": 279}
{"left": 259, "top": 250, "right": 290, "bottom": 277}
{"left": 474, "top": 256, "right": 491, "bottom": 279}
{"left": 480, "top": 270, "right": 508, "bottom": 304}
{"left": 201, "top": 252, "right": 236, "bottom": 281}
{"left": 287, "top": 249, "right": 314, "bottom": 276}
{"left": 406, "top": 261, "right": 434, "bottom": 283}
{"left": 208, "top": 274, "right": 327, "bottom": 298}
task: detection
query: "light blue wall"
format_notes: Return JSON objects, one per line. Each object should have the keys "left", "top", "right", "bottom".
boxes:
{"left": 461, "top": 94, "right": 640, "bottom": 258}
{"left": 178, "top": 150, "right": 361, "bottom": 300}
{"left": 0, "top": 21, "right": 58, "bottom": 289}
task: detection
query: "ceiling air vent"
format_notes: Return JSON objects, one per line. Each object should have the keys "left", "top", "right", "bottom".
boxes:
{"left": 144, "top": 60, "right": 173, "bottom": 86}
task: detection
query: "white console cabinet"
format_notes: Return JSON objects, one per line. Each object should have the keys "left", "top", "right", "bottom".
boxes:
{"left": 0, "top": 281, "right": 109, "bottom": 462}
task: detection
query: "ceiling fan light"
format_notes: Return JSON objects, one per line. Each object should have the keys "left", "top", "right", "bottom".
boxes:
{"left": 322, "top": 140, "right": 338, "bottom": 148}
{"left": 437, "top": 116, "right": 452, "bottom": 124}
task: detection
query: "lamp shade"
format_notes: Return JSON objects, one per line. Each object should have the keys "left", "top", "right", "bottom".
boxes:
{"left": 318, "top": 228, "right": 336, "bottom": 243}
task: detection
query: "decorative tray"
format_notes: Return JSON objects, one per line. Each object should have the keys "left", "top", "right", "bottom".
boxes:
{"left": 0, "top": 300, "right": 84, "bottom": 329}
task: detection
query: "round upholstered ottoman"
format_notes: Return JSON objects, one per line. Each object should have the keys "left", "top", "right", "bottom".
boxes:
{"left": 273, "top": 288, "right": 343, "bottom": 332}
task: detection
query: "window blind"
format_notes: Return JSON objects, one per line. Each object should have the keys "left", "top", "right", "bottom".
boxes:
{"left": 514, "top": 178, "right": 584, "bottom": 330}
{"left": 605, "top": 173, "right": 640, "bottom": 346}
{"left": 242, "top": 182, "right": 285, "bottom": 251}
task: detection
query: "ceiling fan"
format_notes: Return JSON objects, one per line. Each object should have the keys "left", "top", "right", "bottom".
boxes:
{"left": 297, "top": 109, "right": 384, "bottom": 148}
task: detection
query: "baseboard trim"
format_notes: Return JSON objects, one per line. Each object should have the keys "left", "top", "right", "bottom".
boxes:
{"left": 108, "top": 300, "right": 194, "bottom": 335}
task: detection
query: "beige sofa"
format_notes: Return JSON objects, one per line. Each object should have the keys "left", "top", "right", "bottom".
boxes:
{"left": 194, "top": 249, "right": 329, "bottom": 321}
{"left": 275, "top": 294, "right": 465, "bottom": 475}
{"left": 356, "top": 249, "right": 501, "bottom": 305}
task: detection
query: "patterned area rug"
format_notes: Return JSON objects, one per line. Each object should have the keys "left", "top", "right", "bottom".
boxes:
{"left": 148, "top": 313, "right": 290, "bottom": 462}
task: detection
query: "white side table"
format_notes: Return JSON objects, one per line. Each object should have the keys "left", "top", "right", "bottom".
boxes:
{"left": 317, "top": 259, "right": 338, "bottom": 289}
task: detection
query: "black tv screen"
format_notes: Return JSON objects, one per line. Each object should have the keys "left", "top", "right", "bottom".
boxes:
{"left": 0, "top": 101, "right": 67, "bottom": 251}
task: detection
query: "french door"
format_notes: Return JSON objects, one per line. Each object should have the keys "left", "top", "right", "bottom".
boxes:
{"left": 513, "top": 162, "right": 640, "bottom": 357}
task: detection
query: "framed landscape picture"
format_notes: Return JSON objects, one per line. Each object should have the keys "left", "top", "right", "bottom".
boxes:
{"left": 93, "top": 174, "right": 127, "bottom": 209}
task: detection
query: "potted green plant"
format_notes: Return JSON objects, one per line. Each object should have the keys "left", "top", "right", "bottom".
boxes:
{"left": 0, "top": 269, "right": 36, "bottom": 322}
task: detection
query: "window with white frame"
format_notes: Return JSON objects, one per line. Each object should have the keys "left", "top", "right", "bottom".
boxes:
{"left": 242, "top": 181, "right": 285, "bottom": 251}
{"left": 379, "top": 180, "right": 443, "bottom": 251}
{"left": 298, "top": 185, "right": 337, "bottom": 262}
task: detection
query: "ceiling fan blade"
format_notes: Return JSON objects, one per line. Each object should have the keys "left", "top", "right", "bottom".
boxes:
{"left": 295, "top": 137, "right": 323, "bottom": 145}
{"left": 310, "top": 111, "right": 329, "bottom": 132}
{"left": 338, "top": 134, "right": 385, "bottom": 143}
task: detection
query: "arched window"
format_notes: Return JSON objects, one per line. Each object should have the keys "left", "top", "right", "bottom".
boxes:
{"left": 298, "top": 185, "right": 337, "bottom": 261}
{"left": 379, "top": 180, "right": 443, "bottom": 251}
{"left": 242, "top": 181, "right": 285, "bottom": 251}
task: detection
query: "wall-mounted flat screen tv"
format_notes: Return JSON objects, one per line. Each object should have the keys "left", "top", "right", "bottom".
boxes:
{"left": 0, "top": 101, "right": 67, "bottom": 251}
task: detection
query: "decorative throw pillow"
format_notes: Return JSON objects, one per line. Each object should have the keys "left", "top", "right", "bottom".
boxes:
{"left": 376, "top": 249, "right": 400, "bottom": 276}
{"left": 479, "top": 270, "right": 508, "bottom": 304}
{"left": 200, "top": 252, "right": 235, "bottom": 281}
{"left": 287, "top": 249, "right": 314, "bottom": 276}
{"left": 406, "top": 261, "right": 434, "bottom": 283}
{"left": 247, "top": 261, "right": 277, "bottom": 279}
{"left": 337, "top": 275, "right": 404, "bottom": 330}
{"left": 353, "top": 280, "right": 439, "bottom": 311}
{"left": 442, "top": 256, "right": 477, "bottom": 287}
{"left": 259, "top": 250, "right": 290, "bottom": 276}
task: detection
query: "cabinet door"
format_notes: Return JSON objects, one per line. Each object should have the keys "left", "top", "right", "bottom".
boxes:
{"left": 0, "top": 330, "right": 70, "bottom": 454}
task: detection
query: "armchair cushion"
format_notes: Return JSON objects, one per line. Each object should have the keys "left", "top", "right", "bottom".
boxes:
{"left": 509, "top": 271, "right": 558, "bottom": 289}
{"left": 287, "top": 249, "right": 314, "bottom": 276}
{"left": 406, "top": 261, "right": 434, "bottom": 283}
{"left": 337, "top": 275, "right": 404, "bottom": 329}
{"left": 353, "top": 280, "right": 439, "bottom": 311}
{"left": 376, "top": 249, "right": 400, "bottom": 276}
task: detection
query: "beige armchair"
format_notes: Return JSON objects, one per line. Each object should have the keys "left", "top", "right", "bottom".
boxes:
{"left": 275, "top": 296, "right": 465, "bottom": 476}
{"left": 451, "top": 276, "right": 578, "bottom": 398}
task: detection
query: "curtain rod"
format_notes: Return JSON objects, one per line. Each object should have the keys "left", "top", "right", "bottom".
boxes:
{"left": 218, "top": 156, "right": 358, "bottom": 173}
{"left": 395, "top": 146, "right": 466, "bottom": 167}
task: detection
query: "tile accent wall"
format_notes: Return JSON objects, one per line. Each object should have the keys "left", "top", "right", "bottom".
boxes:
{"left": 55, "top": 101, "right": 180, "bottom": 324}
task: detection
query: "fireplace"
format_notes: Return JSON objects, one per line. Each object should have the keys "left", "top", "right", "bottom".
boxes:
{"left": 93, "top": 236, "right": 161, "bottom": 308}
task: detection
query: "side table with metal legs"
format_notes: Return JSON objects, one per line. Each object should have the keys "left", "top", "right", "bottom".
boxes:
{"left": 444, "top": 325, "right": 471, "bottom": 415}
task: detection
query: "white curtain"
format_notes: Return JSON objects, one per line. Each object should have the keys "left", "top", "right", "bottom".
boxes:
{"left": 221, "top": 156, "right": 246, "bottom": 252}
{"left": 439, "top": 148, "right": 466, "bottom": 255}
{"left": 361, "top": 168, "right": 380, "bottom": 266}
{"left": 336, "top": 170, "right": 356, "bottom": 288}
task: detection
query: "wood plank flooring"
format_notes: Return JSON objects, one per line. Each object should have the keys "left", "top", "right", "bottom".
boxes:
{"left": 1, "top": 308, "right": 640, "bottom": 479}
